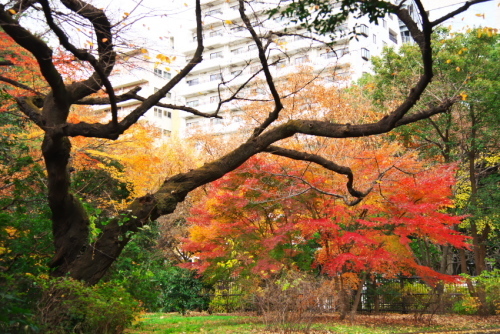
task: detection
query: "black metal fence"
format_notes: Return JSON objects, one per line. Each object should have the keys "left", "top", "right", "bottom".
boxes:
{"left": 358, "top": 277, "right": 467, "bottom": 313}
{"left": 206, "top": 277, "right": 470, "bottom": 314}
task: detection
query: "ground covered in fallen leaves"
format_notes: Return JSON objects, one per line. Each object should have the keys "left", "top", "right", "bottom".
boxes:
{"left": 126, "top": 312, "right": 500, "bottom": 334}
{"left": 316, "top": 313, "right": 500, "bottom": 333}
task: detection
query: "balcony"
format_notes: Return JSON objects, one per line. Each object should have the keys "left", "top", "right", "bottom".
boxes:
{"left": 183, "top": 78, "right": 222, "bottom": 97}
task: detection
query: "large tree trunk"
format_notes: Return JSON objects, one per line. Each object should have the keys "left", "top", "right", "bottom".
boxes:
{"left": 44, "top": 134, "right": 90, "bottom": 273}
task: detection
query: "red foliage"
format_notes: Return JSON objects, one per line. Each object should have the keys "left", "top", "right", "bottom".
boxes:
{"left": 181, "top": 150, "right": 468, "bottom": 285}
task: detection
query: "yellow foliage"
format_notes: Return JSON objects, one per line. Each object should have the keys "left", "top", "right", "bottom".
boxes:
{"left": 68, "top": 106, "right": 201, "bottom": 210}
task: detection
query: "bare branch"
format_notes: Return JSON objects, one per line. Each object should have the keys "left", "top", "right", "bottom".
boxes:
{"left": 239, "top": 0, "right": 284, "bottom": 137}
{"left": 50, "top": 0, "right": 205, "bottom": 139}
{"left": 431, "top": 0, "right": 492, "bottom": 27}
{"left": 74, "top": 87, "right": 142, "bottom": 105}
{"left": 8, "top": 0, "right": 37, "bottom": 15}
{"left": 0, "top": 75, "right": 45, "bottom": 96}
{"left": 15, "top": 96, "right": 45, "bottom": 128}
{"left": 40, "top": 0, "right": 118, "bottom": 125}
{"left": 0, "top": 5, "right": 68, "bottom": 105}
{"left": 264, "top": 145, "right": 368, "bottom": 199}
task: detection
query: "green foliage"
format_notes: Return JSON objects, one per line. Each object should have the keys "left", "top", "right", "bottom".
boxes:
{"left": 453, "top": 296, "right": 481, "bottom": 315}
{"left": 454, "top": 270, "right": 500, "bottom": 315}
{"left": 108, "top": 222, "right": 210, "bottom": 314}
{"left": 36, "top": 277, "right": 140, "bottom": 334}
{"left": 362, "top": 28, "right": 500, "bottom": 281}
{"left": 159, "top": 266, "right": 210, "bottom": 314}
{"left": 208, "top": 284, "right": 248, "bottom": 313}
{"left": 72, "top": 167, "right": 130, "bottom": 203}
{"left": 269, "top": 0, "right": 393, "bottom": 40}
{"left": 130, "top": 313, "right": 260, "bottom": 334}
{"left": 363, "top": 28, "right": 500, "bottom": 162}
{"left": 0, "top": 273, "right": 41, "bottom": 333}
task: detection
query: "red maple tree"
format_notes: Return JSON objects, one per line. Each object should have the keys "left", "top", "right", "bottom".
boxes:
{"left": 182, "top": 145, "right": 468, "bottom": 285}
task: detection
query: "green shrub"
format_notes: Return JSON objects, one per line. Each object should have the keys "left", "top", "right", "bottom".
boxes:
{"left": 36, "top": 277, "right": 140, "bottom": 334}
{"left": 208, "top": 288, "right": 247, "bottom": 313}
{"left": 0, "top": 273, "right": 41, "bottom": 333}
{"left": 481, "top": 269, "right": 500, "bottom": 314}
{"left": 158, "top": 266, "right": 211, "bottom": 314}
{"left": 452, "top": 270, "right": 500, "bottom": 315}
{"left": 453, "top": 296, "right": 480, "bottom": 315}
{"left": 107, "top": 222, "right": 210, "bottom": 314}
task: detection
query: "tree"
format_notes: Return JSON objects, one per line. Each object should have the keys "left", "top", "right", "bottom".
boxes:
{"left": 364, "top": 28, "right": 500, "bottom": 271}
{"left": 181, "top": 150, "right": 467, "bottom": 319}
{"left": 181, "top": 147, "right": 468, "bottom": 282}
{"left": 362, "top": 27, "right": 499, "bottom": 314}
{"left": 0, "top": 0, "right": 490, "bottom": 285}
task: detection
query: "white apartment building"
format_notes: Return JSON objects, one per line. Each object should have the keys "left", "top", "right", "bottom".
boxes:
{"left": 177, "top": 0, "right": 404, "bottom": 136}
{"left": 94, "top": 43, "right": 186, "bottom": 138}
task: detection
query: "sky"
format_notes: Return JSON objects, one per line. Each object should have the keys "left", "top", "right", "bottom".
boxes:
{"left": 422, "top": 0, "right": 500, "bottom": 30}
{"left": 97, "top": 0, "right": 499, "bottom": 48}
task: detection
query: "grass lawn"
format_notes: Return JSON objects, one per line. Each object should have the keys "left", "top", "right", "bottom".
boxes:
{"left": 125, "top": 312, "right": 500, "bottom": 334}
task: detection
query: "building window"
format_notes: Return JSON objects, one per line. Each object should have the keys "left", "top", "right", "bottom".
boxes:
{"left": 209, "top": 30, "right": 222, "bottom": 38}
{"left": 210, "top": 73, "right": 222, "bottom": 81}
{"left": 389, "top": 29, "right": 398, "bottom": 44}
{"left": 153, "top": 88, "right": 172, "bottom": 98}
{"left": 358, "top": 24, "right": 368, "bottom": 37}
{"left": 186, "top": 120, "right": 199, "bottom": 128}
{"left": 248, "top": 44, "right": 257, "bottom": 51}
{"left": 295, "top": 55, "right": 309, "bottom": 64}
{"left": 210, "top": 96, "right": 219, "bottom": 103}
{"left": 206, "top": 8, "right": 222, "bottom": 16}
{"left": 250, "top": 65, "right": 260, "bottom": 72}
{"left": 230, "top": 5, "right": 238, "bottom": 11}
{"left": 231, "top": 69, "right": 242, "bottom": 76}
{"left": 154, "top": 68, "right": 171, "bottom": 79}
{"left": 186, "top": 100, "right": 199, "bottom": 107}
{"left": 210, "top": 51, "right": 223, "bottom": 59}
{"left": 231, "top": 47, "right": 244, "bottom": 55}
{"left": 320, "top": 47, "right": 348, "bottom": 59}
{"left": 162, "top": 129, "right": 171, "bottom": 137}
{"left": 373, "top": 34, "right": 377, "bottom": 44}
{"left": 153, "top": 107, "right": 171, "bottom": 118}
{"left": 361, "top": 48, "right": 370, "bottom": 60}
{"left": 230, "top": 26, "right": 245, "bottom": 32}
{"left": 187, "top": 78, "right": 199, "bottom": 86}
{"left": 321, "top": 51, "right": 336, "bottom": 59}
{"left": 154, "top": 107, "right": 162, "bottom": 117}
{"left": 192, "top": 33, "right": 204, "bottom": 42}
{"left": 382, "top": 19, "right": 387, "bottom": 28}
{"left": 276, "top": 59, "right": 287, "bottom": 68}
{"left": 211, "top": 118, "right": 223, "bottom": 126}
{"left": 401, "top": 30, "right": 412, "bottom": 44}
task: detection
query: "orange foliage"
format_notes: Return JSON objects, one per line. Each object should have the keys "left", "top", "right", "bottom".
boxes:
{"left": 181, "top": 71, "right": 468, "bottom": 284}
{"left": 182, "top": 149, "right": 467, "bottom": 285}
{"left": 69, "top": 106, "right": 200, "bottom": 210}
